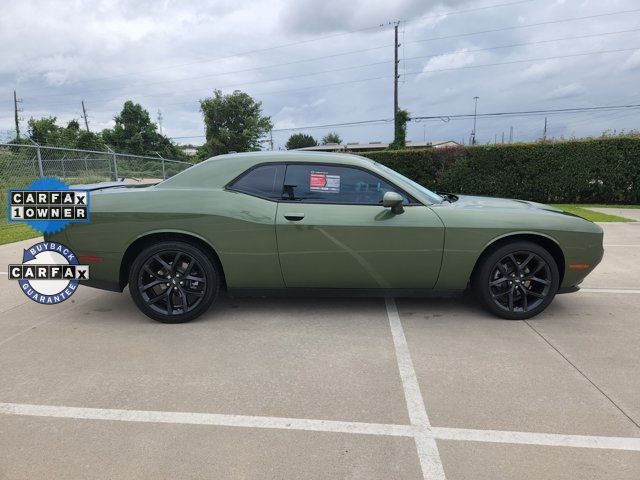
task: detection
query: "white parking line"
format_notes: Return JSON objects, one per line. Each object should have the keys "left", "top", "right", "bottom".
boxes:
{"left": 386, "top": 297, "right": 447, "bottom": 480}
{"left": 432, "top": 427, "right": 640, "bottom": 451}
{"left": 580, "top": 288, "right": 640, "bottom": 294}
{"left": 1, "top": 402, "right": 639, "bottom": 453}
{"left": 0, "top": 402, "right": 413, "bottom": 437}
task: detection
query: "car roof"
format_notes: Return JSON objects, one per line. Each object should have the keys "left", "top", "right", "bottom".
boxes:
{"left": 157, "top": 151, "right": 379, "bottom": 190}
{"left": 210, "top": 151, "right": 377, "bottom": 166}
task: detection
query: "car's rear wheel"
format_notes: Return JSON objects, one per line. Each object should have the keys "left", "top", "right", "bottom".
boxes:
{"left": 473, "top": 241, "right": 559, "bottom": 320}
{"left": 129, "top": 241, "right": 219, "bottom": 323}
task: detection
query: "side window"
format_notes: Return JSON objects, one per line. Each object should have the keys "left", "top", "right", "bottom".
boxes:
{"left": 228, "top": 164, "right": 285, "bottom": 200}
{"left": 283, "top": 164, "right": 409, "bottom": 205}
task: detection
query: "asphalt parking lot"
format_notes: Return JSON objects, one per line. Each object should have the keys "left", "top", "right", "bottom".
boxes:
{"left": 1, "top": 220, "right": 639, "bottom": 479}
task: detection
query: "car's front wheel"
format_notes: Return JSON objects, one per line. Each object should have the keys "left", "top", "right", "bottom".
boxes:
{"left": 473, "top": 241, "right": 559, "bottom": 320}
{"left": 129, "top": 241, "right": 219, "bottom": 323}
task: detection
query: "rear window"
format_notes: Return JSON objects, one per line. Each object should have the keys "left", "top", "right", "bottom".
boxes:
{"left": 228, "top": 164, "right": 285, "bottom": 200}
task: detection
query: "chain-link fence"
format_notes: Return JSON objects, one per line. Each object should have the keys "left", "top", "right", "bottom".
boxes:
{"left": 0, "top": 142, "right": 194, "bottom": 218}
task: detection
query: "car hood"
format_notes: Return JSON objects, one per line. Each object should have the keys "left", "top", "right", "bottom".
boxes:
{"left": 447, "top": 195, "right": 564, "bottom": 213}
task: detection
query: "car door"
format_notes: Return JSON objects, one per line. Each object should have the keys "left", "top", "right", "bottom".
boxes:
{"left": 275, "top": 163, "right": 444, "bottom": 289}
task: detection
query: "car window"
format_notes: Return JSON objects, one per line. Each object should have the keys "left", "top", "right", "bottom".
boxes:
{"left": 282, "top": 164, "right": 410, "bottom": 205}
{"left": 229, "top": 164, "right": 285, "bottom": 200}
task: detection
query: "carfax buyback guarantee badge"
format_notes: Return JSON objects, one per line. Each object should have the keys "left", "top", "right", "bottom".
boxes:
{"left": 9, "top": 241, "right": 89, "bottom": 304}
{"left": 6, "top": 177, "right": 91, "bottom": 304}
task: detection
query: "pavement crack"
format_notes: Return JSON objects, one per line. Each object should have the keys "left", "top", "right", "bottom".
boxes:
{"left": 523, "top": 320, "right": 640, "bottom": 431}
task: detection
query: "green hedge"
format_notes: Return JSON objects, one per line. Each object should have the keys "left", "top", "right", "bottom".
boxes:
{"left": 360, "top": 137, "right": 640, "bottom": 204}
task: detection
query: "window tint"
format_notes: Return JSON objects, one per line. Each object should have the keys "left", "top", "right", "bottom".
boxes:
{"left": 229, "top": 164, "right": 285, "bottom": 200}
{"left": 283, "top": 164, "right": 409, "bottom": 205}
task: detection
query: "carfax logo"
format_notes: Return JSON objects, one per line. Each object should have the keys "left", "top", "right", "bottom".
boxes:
{"left": 8, "top": 242, "right": 89, "bottom": 304}
{"left": 8, "top": 177, "right": 90, "bottom": 234}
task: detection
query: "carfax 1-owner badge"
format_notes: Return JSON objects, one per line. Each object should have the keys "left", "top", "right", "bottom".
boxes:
{"left": 8, "top": 241, "right": 89, "bottom": 304}
{"left": 5, "top": 177, "right": 91, "bottom": 304}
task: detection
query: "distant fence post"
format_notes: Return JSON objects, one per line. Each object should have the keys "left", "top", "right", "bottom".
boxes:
{"left": 156, "top": 152, "right": 166, "bottom": 179}
{"left": 28, "top": 139, "right": 44, "bottom": 177}
{"left": 106, "top": 145, "right": 118, "bottom": 180}
{"left": 36, "top": 146, "right": 44, "bottom": 177}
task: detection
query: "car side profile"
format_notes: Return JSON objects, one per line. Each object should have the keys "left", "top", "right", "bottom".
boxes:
{"left": 46, "top": 151, "right": 604, "bottom": 323}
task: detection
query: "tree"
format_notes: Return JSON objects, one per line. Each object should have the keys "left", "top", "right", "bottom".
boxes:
{"left": 286, "top": 133, "right": 317, "bottom": 150}
{"left": 321, "top": 132, "right": 342, "bottom": 145}
{"left": 27, "top": 116, "right": 104, "bottom": 149}
{"left": 102, "top": 101, "right": 160, "bottom": 155}
{"left": 389, "top": 109, "right": 410, "bottom": 150}
{"left": 198, "top": 90, "right": 272, "bottom": 158}
{"left": 28, "top": 117, "right": 60, "bottom": 145}
{"left": 101, "top": 101, "right": 187, "bottom": 159}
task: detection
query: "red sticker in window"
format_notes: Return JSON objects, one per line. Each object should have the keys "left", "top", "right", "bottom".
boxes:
{"left": 309, "top": 171, "right": 340, "bottom": 193}
{"left": 310, "top": 172, "right": 327, "bottom": 188}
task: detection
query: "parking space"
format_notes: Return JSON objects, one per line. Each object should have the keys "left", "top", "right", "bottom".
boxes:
{"left": 1, "top": 223, "right": 639, "bottom": 479}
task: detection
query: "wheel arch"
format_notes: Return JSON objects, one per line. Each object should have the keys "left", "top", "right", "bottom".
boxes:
{"left": 119, "top": 230, "right": 226, "bottom": 291}
{"left": 470, "top": 232, "right": 566, "bottom": 286}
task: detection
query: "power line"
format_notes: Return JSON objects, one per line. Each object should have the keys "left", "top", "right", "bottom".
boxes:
{"left": 15, "top": 2, "right": 582, "bottom": 104}
{"left": 17, "top": 1, "right": 536, "bottom": 91}
{"left": 403, "top": 27, "right": 640, "bottom": 62}
{"left": 35, "top": 25, "right": 640, "bottom": 103}
{"left": 169, "top": 102, "right": 640, "bottom": 140}
{"left": 408, "top": 0, "right": 535, "bottom": 24}
{"left": 27, "top": 43, "right": 395, "bottom": 100}
{"left": 412, "top": 103, "right": 640, "bottom": 121}
{"left": 33, "top": 43, "right": 640, "bottom": 111}
{"left": 57, "top": 23, "right": 391, "bottom": 86}
{"left": 170, "top": 118, "right": 394, "bottom": 139}
{"left": 413, "top": 46, "right": 640, "bottom": 75}
{"left": 30, "top": 20, "right": 640, "bottom": 109}
{"left": 406, "top": 8, "right": 640, "bottom": 44}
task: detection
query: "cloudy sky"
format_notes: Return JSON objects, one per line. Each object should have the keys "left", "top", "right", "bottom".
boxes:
{"left": 1, "top": 0, "right": 640, "bottom": 149}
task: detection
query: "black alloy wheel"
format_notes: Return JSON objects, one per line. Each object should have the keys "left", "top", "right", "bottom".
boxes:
{"left": 473, "top": 241, "right": 559, "bottom": 320}
{"left": 129, "top": 241, "right": 218, "bottom": 323}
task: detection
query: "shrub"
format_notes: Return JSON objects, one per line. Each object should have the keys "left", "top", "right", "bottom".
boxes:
{"left": 359, "top": 137, "right": 640, "bottom": 204}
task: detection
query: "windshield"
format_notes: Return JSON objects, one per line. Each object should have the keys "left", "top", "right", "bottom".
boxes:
{"left": 375, "top": 163, "right": 443, "bottom": 204}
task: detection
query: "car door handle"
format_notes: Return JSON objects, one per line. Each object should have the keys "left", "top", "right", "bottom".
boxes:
{"left": 284, "top": 213, "right": 305, "bottom": 221}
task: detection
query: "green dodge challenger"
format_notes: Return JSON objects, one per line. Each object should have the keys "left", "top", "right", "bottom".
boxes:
{"left": 47, "top": 151, "right": 604, "bottom": 323}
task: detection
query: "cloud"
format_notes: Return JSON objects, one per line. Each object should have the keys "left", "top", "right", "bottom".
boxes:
{"left": 418, "top": 49, "right": 477, "bottom": 77}
{"left": 544, "top": 83, "right": 586, "bottom": 100}
{"left": 1, "top": 0, "right": 639, "bottom": 145}
{"left": 622, "top": 49, "right": 640, "bottom": 71}
{"left": 279, "top": 0, "right": 469, "bottom": 34}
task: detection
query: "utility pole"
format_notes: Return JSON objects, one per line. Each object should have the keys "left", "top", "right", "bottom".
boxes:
{"left": 393, "top": 21, "right": 400, "bottom": 141}
{"left": 13, "top": 90, "right": 22, "bottom": 138}
{"left": 470, "top": 96, "right": 479, "bottom": 145}
{"left": 157, "top": 110, "right": 163, "bottom": 135}
{"left": 81, "top": 100, "right": 90, "bottom": 132}
{"left": 269, "top": 129, "right": 274, "bottom": 151}
{"left": 542, "top": 116, "right": 548, "bottom": 141}
{"left": 501, "top": 132, "right": 505, "bottom": 144}
{"left": 509, "top": 125, "right": 514, "bottom": 144}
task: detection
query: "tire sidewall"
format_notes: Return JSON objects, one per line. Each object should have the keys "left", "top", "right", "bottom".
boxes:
{"left": 474, "top": 241, "right": 560, "bottom": 320}
{"left": 129, "top": 241, "right": 219, "bottom": 323}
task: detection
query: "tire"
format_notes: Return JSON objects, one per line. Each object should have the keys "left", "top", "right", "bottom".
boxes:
{"left": 129, "top": 241, "right": 219, "bottom": 323}
{"left": 472, "top": 241, "right": 559, "bottom": 320}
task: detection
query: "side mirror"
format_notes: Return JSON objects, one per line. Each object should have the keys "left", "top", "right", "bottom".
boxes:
{"left": 382, "top": 191, "right": 404, "bottom": 214}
